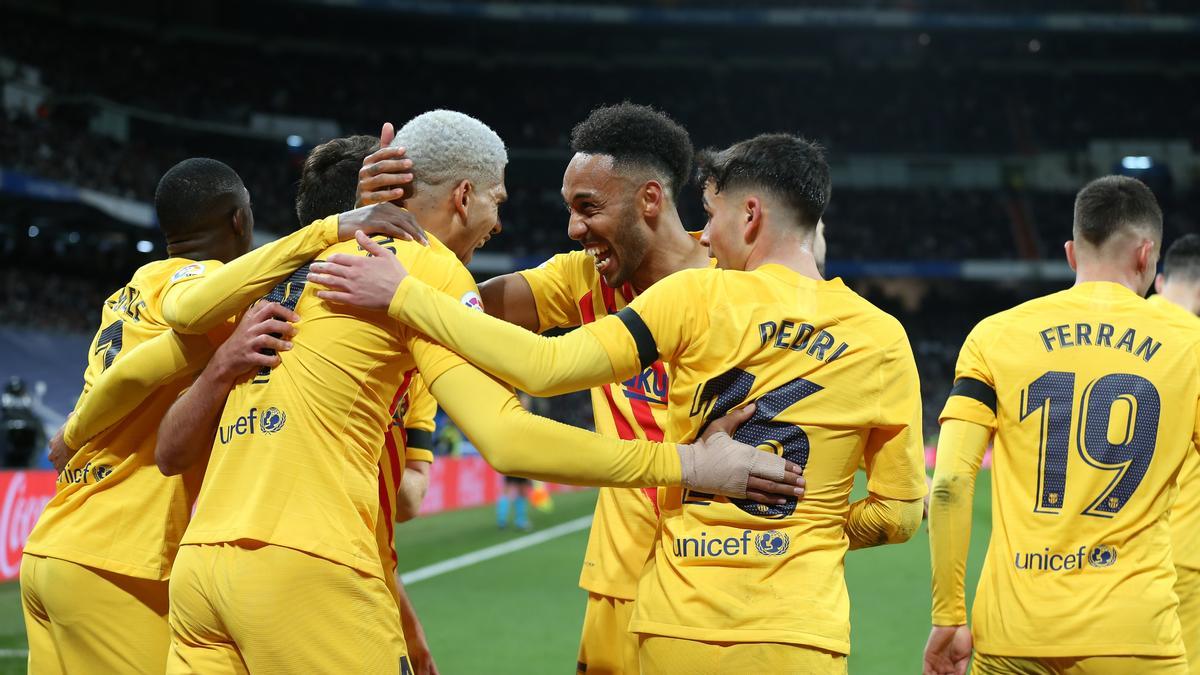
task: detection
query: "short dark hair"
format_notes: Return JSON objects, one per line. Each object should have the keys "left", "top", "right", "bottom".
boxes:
{"left": 695, "top": 134, "right": 831, "bottom": 229}
{"left": 155, "top": 158, "right": 245, "bottom": 239}
{"left": 296, "top": 135, "right": 380, "bottom": 226}
{"left": 1162, "top": 234, "right": 1200, "bottom": 282}
{"left": 569, "top": 103, "right": 693, "bottom": 197}
{"left": 1072, "top": 175, "right": 1163, "bottom": 247}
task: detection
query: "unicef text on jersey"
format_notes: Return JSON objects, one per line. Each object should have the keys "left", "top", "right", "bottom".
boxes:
{"left": 1013, "top": 544, "right": 1118, "bottom": 571}
{"left": 217, "top": 407, "right": 287, "bottom": 444}
{"left": 672, "top": 530, "right": 791, "bottom": 559}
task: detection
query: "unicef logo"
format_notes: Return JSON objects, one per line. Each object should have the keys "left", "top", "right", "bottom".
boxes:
{"left": 91, "top": 465, "right": 112, "bottom": 482}
{"left": 1088, "top": 545, "right": 1118, "bottom": 568}
{"left": 260, "top": 407, "right": 287, "bottom": 434}
{"left": 754, "top": 531, "right": 790, "bottom": 556}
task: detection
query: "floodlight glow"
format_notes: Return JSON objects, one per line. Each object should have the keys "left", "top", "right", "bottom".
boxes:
{"left": 27, "top": 226, "right": 39, "bottom": 238}
{"left": 287, "top": 135, "right": 303, "bottom": 148}
{"left": 137, "top": 240, "right": 154, "bottom": 253}
{"left": 1121, "top": 156, "right": 1152, "bottom": 170}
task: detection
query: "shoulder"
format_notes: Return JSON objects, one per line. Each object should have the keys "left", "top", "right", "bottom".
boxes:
{"left": 522, "top": 250, "right": 596, "bottom": 287}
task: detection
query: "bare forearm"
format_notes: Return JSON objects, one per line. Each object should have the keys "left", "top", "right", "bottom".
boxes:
{"left": 156, "top": 363, "right": 236, "bottom": 475}
{"left": 395, "top": 462, "right": 430, "bottom": 523}
{"left": 846, "top": 494, "right": 924, "bottom": 550}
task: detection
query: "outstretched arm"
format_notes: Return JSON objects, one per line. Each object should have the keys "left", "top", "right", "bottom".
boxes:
{"left": 162, "top": 205, "right": 427, "bottom": 334}
{"left": 414, "top": 339, "right": 803, "bottom": 501}
{"left": 59, "top": 330, "right": 215, "bottom": 453}
{"left": 156, "top": 303, "right": 298, "bottom": 475}
{"left": 309, "top": 233, "right": 644, "bottom": 396}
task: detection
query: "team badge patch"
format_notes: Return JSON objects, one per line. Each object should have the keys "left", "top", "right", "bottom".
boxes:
{"left": 260, "top": 407, "right": 287, "bottom": 434}
{"left": 461, "top": 291, "right": 484, "bottom": 312}
{"left": 170, "top": 263, "right": 206, "bottom": 282}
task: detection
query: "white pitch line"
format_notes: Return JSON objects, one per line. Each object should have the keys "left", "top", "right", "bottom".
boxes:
{"left": 0, "top": 648, "right": 26, "bottom": 658}
{"left": 400, "top": 514, "right": 593, "bottom": 586}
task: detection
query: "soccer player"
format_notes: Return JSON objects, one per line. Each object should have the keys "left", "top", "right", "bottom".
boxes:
{"left": 21, "top": 158, "right": 421, "bottom": 674}
{"left": 294, "top": 133, "right": 440, "bottom": 675}
{"left": 80, "top": 111, "right": 799, "bottom": 673}
{"left": 311, "top": 133, "right": 928, "bottom": 672}
{"left": 925, "top": 176, "right": 1198, "bottom": 674}
{"left": 1150, "top": 234, "right": 1200, "bottom": 674}
{"left": 359, "top": 102, "right": 712, "bottom": 674}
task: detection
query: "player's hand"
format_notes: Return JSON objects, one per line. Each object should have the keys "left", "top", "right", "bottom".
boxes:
{"left": 336, "top": 202, "right": 427, "bottom": 246}
{"left": 407, "top": 632, "right": 439, "bottom": 675}
{"left": 49, "top": 418, "right": 75, "bottom": 473}
{"left": 678, "top": 403, "right": 806, "bottom": 504}
{"left": 308, "top": 231, "right": 410, "bottom": 310}
{"left": 923, "top": 624, "right": 973, "bottom": 675}
{"left": 355, "top": 122, "right": 414, "bottom": 207}
{"left": 209, "top": 302, "right": 299, "bottom": 383}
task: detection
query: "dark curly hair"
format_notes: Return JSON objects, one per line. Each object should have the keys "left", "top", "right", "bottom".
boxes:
{"left": 569, "top": 102, "right": 694, "bottom": 197}
{"left": 296, "top": 135, "right": 379, "bottom": 226}
{"left": 695, "top": 134, "right": 830, "bottom": 229}
{"left": 1163, "top": 233, "right": 1200, "bottom": 282}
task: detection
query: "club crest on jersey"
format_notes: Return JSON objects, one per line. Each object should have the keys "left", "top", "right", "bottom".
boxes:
{"left": 260, "top": 407, "right": 287, "bottom": 434}
{"left": 755, "top": 530, "right": 791, "bottom": 556}
{"left": 461, "top": 291, "right": 484, "bottom": 312}
{"left": 170, "top": 263, "right": 205, "bottom": 283}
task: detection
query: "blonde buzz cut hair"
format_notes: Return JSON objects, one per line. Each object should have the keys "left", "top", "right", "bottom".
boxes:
{"left": 391, "top": 109, "right": 508, "bottom": 191}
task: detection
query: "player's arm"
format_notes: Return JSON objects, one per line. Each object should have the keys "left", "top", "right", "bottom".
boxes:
{"left": 395, "top": 378, "right": 436, "bottom": 523}
{"left": 156, "top": 303, "right": 298, "bottom": 476}
{"left": 477, "top": 274, "right": 540, "bottom": 332}
{"left": 161, "top": 204, "right": 426, "bottom": 335}
{"left": 413, "top": 338, "right": 801, "bottom": 500}
{"left": 58, "top": 330, "right": 216, "bottom": 454}
{"left": 847, "top": 336, "right": 928, "bottom": 550}
{"left": 395, "top": 576, "right": 438, "bottom": 675}
{"left": 309, "top": 235, "right": 693, "bottom": 396}
{"left": 478, "top": 252, "right": 587, "bottom": 333}
{"left": 924, "top": 326, "right": 997, "bottom": 675}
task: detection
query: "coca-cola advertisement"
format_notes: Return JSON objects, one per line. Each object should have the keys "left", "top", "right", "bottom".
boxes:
{"left": 0, "top": 471, "right": 56, "bottom": 581}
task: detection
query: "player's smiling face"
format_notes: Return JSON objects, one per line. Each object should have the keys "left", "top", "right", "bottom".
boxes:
{"left": 562, "top": 153, "right": 650, "bottom": 287}
{"left": 457, "top": 177, "right": 507, "bottom": 264}
{"left": 699, "top": 180, "right": 744, "bottom": 270}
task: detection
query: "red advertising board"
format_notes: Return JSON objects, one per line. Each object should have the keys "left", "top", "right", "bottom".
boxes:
{"left": 0, "top": 470, "right": 57, "bottom": 581}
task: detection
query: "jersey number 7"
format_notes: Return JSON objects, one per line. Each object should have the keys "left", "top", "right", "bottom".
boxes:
{"left": 1022, "top": 371, "right": 1161, "bottom": 518}
{"left": 684, "top": 367, "right": 822, "bottom": 520}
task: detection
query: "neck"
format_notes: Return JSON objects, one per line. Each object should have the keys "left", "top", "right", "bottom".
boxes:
{"left": 406, "top": 199, "right": 458, "bottom": 253}
{"left": 627, "top": 208, "right": 709, "bottom": 294}
{"left": 745, "top": 227, "right": 823, "bottom": 280}
{"left": 1072, "top": 261, "right": 1144, "bottom": 296}
{"left": 1160, "top": 281, "right": 1200, "bottom": 316}
{"left": 167, "top": 233, "right": 231, "bottom": 263}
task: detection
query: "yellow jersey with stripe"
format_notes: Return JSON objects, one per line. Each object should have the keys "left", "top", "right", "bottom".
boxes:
{"left": 181, "top": 234, "right": 475, "bottom": 580}
{"left": 519, "top": 250, "right": 673, "bottom": 600}
{"left": 377, "top": 372, "right": 436, "bottom": 597}
{"left": 1148, "top": 295, "right": 1200, "bottom": 572}
{"left": 586, "top": 265, "right": 926, "bottom": 652}
{"left": 24, "top": 258, "right": 226, "bottom": 580}
{"left": 940, "top": 282, "right": 1200, "bottom": 657}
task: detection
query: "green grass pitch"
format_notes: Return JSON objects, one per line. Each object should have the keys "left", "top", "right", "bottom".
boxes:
{"left": 0, "top": 473, "right": 994, "bottom": 673}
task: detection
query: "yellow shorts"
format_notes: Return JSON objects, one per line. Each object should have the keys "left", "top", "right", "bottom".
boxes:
{"left": 1175, "top": 565, "right": 1200, "bottom": 675}
{"left": 166, "top": 542, "right": 407, "bottom": 674}
{"left": 638, "top": 635, "right": 846, "bottom": 675}
{"left": 972, "top": 652, "right": 1188, "bottom": 675}
{"left": 20, "top": 553, "right": 170, "bottom": 675}
{"left": 577, "top": 592, "right": 638, "bottom": 674}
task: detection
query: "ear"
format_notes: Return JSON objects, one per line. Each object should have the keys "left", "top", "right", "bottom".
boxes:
{"left": 232, "top": 206, "right": 248, "bottom": 238}
{"left": 451, "top": 179, "right": 472, "bottom": 223}
{"left": 639, "top": 181, "right": 664, "bottom": 220}
{"left": 744, "top": 196, "right": 764, "bottom": 245}
{"left": 1064, "top": 240, "right": 1078, "bottom": 271}
{"left": 1136, "top": 239, "right": 1155, "bottom": 274}
{"left": 1155, "top": 273, "right": 1165, "bottom": 295}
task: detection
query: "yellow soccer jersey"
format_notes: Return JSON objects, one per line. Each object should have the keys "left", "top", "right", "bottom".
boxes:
{"left": 377, "top": 371, "right": 436, "bottom": 590}
{"left": 584, "top": 265, "right": 927, "bottom": 652}
{"left": 519, "top": 250, "right": 668, "bottom": 600}
{"left": 1149, "top": 294, "right": 1200, "bottom": 573}
{"left": 941, "top": 282, "right": 1200, "bottom": 658}
{"left": 181, "top": 234, "right": 475, "bottom": 580}
{"left": 24, "top": 258, "right": 226, "bottom": 580}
